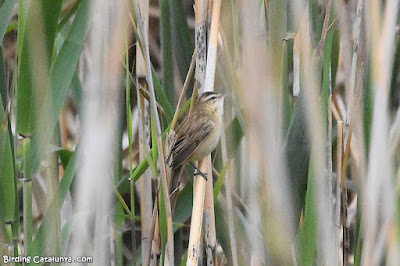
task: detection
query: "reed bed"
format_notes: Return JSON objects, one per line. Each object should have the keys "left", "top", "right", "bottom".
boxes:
{"left": 0, "top": 0, "right": 399, "bottom": 265}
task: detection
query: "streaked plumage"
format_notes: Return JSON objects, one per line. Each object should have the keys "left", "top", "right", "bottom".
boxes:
{"left": 166, "top": 92, "right": 225, "bottom": 170}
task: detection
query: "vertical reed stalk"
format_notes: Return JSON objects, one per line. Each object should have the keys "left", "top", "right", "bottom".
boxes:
{"left": 69, "top": 1, "right": 128, "bottom": 263}
{"left": 336, "top": 121, "right": 343, "bottom": 264}
{"left": 134, "top": 2, "right": 175, "bottom": 263}
{"left": 22, "top": 138, "right": 32, "bottom": 254}
{"left": 362, "top": 0, "right": 399, "bottom": 264}
{"left": 187, "top": 0, "right": 221, "bottom": 264}
{"left": 136, "top": 0, "right": 153, "bottom": 264}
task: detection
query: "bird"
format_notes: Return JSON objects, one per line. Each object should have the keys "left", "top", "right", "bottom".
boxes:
{"left": 166, "top": 91, "right": 226, "bottom": 180}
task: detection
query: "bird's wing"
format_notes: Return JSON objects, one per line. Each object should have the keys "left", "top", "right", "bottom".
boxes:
{"left": 169, "top": 116, "right": 214, "bottom": 169}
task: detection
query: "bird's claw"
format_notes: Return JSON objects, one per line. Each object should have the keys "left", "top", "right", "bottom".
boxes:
{"left": 190, "top": 162, "right": 208, "bottom": 181}
{"left": 194, "top": 170, "right": 208, "bottom": 181}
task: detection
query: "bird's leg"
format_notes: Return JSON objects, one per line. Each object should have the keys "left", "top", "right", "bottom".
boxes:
{"left": 190, "top": 162, "right": 208, "bottom": 181}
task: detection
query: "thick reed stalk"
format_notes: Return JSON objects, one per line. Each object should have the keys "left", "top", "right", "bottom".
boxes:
{"left": 187, "top": 0, "right": 222, "bottom": 264}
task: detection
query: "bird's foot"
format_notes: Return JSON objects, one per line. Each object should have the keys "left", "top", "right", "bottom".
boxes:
{"left": 190, "top": 162, "right": 208, "bottom": 181}
{"left": 194, "top": 170, "right": 208, "bottom": 181}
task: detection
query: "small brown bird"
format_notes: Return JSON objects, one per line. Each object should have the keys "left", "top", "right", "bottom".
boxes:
{"left": 166, "top": 91, "right": 225, "bottom": 179}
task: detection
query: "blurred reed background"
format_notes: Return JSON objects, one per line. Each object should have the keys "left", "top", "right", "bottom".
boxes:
{"left": 0, "top": 0, "right": 399, "bottom": 265}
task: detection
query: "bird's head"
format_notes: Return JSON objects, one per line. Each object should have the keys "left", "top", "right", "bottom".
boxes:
{"left": 197, "top": 91, "right": 226, "bottom": 114}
